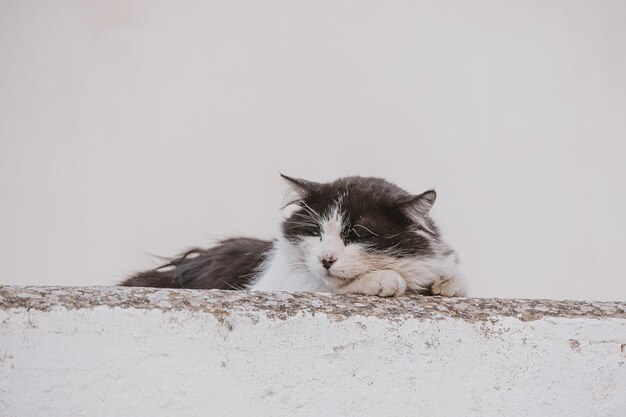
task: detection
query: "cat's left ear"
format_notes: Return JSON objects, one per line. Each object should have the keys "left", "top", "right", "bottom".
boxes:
{"left": 399, "top": 189, "right": 437, "bottom": 217}
{"left": 280, "top": 174, "right": 321, "bottom": 196}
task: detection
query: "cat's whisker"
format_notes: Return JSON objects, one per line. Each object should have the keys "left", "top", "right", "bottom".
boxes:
{"left": 293, "top": 211, "right": 319, "bottom": 222}
{"left": 287, "top": 219, "right": 318, "bottom": 226}
{"left": 293, "top": 215, "right": 320, "bottom": 226}
{"left": 353, "top": 224, "right": 380, "bottom": 237}
{"left": 299, "top": 201, "right": 321, "bottom": 221}
{"left": 286, "top": 223, "right": 318, "bottom": 230}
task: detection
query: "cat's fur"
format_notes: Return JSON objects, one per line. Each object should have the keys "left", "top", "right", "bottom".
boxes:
{"left": 122, "top": 175, "right": 466, "bottom": 297}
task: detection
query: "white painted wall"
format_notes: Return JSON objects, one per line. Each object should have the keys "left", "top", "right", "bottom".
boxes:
{"left": 1, "top": 287, "right": 625, "bottom": 417}
{"left": 1, "top": 1, "right": 625, "bottom": 300}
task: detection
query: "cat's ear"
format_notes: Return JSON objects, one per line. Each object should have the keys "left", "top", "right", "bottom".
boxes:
{"left": 280, "top": 174, "right": 320, "bottom": 196}
{"left": 399, "top": 189, "right": 437, "bottom": 217}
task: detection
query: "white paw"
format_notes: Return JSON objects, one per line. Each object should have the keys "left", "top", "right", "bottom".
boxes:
{"left": 431, "top": 277, "right": 465, "bottom": 297}
{"left": 338, "top": 270, "right": 407, "bottom": 297}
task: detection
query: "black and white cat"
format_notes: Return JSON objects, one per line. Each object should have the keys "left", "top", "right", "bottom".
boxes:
{"left": 122, "top": 175, "right": 466, "bottom": 297}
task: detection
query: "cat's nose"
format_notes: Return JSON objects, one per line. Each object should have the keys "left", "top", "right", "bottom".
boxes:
{"left": 320, "top": 257, "right": 337, "bottom": 270}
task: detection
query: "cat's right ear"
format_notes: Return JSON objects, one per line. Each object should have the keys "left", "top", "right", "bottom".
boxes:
{"left": 280, "top": 174, "right": 320, "bottom": 197}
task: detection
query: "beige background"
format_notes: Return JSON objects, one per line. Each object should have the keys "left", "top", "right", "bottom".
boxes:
{"left": 1, "top": 0, "right": 625, "bottom": 300}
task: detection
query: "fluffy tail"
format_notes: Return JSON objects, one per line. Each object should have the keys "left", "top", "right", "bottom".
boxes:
{"left": 121, "top": 238, "right": 273, "bottom": 290}
{"left": 122, "top": 249, "right": 199, "bottom": 288}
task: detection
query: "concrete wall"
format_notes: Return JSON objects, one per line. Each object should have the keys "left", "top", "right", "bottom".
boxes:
{"left": 1, "top": 286, "right": 625, "bottom": 416}
{"left": 1, "top": 1, "right": 626, "bottom": 301}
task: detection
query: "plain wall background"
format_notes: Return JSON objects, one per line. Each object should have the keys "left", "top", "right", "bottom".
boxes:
{"left": 1, "top": 0, "right": 625, "bottom": 300}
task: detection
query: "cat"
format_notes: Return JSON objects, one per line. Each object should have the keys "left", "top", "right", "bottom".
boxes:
{"left": 122, "top": 175, "right": 466, "bottom": 297}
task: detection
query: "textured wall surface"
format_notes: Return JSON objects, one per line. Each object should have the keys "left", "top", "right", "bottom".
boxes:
{"left": 1, "top": 286, "right": 625, "bottom": 417}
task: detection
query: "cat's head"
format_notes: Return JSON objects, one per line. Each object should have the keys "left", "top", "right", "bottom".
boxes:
{"left": 280, "top": 174, "right": 441, "bottom": 287}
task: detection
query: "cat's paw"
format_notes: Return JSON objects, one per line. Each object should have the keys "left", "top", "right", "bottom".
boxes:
{"left": 430, "top": 276, "right": 465, "bottom": 297}
{"left": 337, "top": 270, "right": 407, "bottom": 297}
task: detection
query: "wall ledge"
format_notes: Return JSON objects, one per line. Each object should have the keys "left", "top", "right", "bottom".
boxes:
{"left": 2, "top": 285, "right": 625, "bottom": 322}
